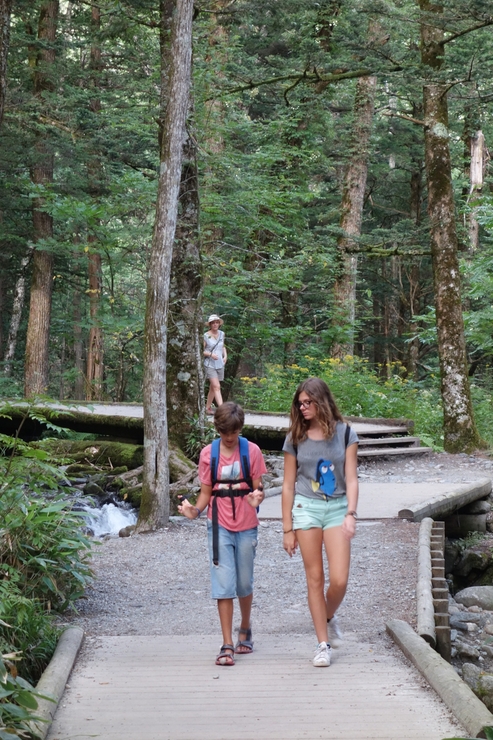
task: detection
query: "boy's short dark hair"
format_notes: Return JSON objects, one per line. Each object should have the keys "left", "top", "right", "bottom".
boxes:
{"left": 214, "top": 402, "right": 245, "bottom": 434}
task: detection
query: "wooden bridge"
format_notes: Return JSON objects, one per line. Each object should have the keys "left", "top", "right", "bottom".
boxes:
{"left": 1, "top": 400, "right": 432, "bottom": 457}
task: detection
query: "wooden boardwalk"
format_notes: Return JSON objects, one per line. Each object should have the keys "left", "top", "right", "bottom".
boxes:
{"left": 44, "top": 475, "right": 477, "bottom": 740}
{"left": 47, "top": 633, "right": 464, "bottom": 740}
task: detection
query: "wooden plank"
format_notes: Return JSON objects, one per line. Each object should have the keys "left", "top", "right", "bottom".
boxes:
{"left": 398, "top": 479, "right": 492, "bottom": 521}
{"left": 358, "top": 447, "right": 433, "bottom": 458}
{"left": 357, "top": 436, "right": 422, "bottom": 447}
{"left": 47, "top": 634, "right": 465, "bottom": 740}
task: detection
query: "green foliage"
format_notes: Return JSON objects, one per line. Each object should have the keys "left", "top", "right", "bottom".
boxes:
{"left": 0, "top": 650, "right": 50, "bottom": 740}
{"left": 184, "top": 415, "right": 216, "bottom": 463}
{"left": 442, "top": 726, "right": 493, "bottom": 740}
{"left": 238, "top": 356, "right": 445, "bottom": 447}
{"left": 0, "top": 422, "right": 93, "bottom": 694}
{"left": 0, "top": 486, "right": 93, "bottom": 612}
{"left": 0, "top": 593, "right": 58, "bottom": 686}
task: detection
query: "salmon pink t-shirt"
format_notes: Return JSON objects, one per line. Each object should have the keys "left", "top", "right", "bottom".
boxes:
{"left": 198, "top": 440, "right": 267, "bottom": 532}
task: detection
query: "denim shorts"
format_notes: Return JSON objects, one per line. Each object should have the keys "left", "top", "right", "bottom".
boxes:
{"left": 207, "top": 521, "right": 258, "bottom": 599}
{"left": 292, "top": 494, "right": 347, "bottom": 531}
{"left": 205, "top": 365, "right": 224, "bottom": 381}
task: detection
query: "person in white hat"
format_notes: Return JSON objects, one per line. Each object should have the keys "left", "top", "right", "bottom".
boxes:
{"left": 204, "top": 314, "right": 227, "bottom": 414}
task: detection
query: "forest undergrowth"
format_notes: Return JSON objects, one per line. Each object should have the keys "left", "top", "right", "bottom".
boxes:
{"left": 237, "top": 356, "right": 493, "bottom": 452}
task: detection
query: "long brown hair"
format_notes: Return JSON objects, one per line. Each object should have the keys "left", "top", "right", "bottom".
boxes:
{"left": 288, "top": 377, "right": 343, "bottom": 446}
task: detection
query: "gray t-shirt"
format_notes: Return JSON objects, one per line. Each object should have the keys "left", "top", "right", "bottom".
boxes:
{"left": 282, "top": 422, "right": 358, "bottom": 500}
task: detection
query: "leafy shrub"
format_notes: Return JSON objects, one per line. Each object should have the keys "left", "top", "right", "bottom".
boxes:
{"left": 0, "top": 589, "right": 59, "bottom": 685}
{"left": 184, "top": 414, "right": 217, "bottom": 462}
{"left": 0, "top": 487, "right": 93, "bottom": 612}
{"left": 237, "top": 356, "right": 445, "bottom": 447}
{"left": 0, "top": 646, "right": 52, "bottom": 739}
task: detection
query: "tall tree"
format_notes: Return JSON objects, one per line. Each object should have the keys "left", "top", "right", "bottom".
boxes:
{"left": 0, "top": 0, "right": 12, "bottom": 127}
{"left": 85, "top": 3, "right": 104, "bottom": 401}
{"left": 162, "top": 0, "right": 204, "bottom": 448}
{"left": 332, "top": 73, "right": 376, "bottom": 358}
{"left": 419, "top": 0, "right": 482, "bottom": 451}
{"left": 24, "top": 0, "right": 59, "bottom": 396}
{"left": 137, "top": 0, "right": 194, "bottom": 531}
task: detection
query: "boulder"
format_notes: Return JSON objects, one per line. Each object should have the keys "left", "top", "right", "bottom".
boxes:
{"left": 455, "top": 586, "right": 493, "bottom": 610}
{"left": 461, "top": 500, "right": 491, "bottom": 515}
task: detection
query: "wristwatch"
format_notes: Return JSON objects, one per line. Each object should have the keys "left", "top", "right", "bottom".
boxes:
{"left": 346, "top": 511, "right": 357, "bottom": 519}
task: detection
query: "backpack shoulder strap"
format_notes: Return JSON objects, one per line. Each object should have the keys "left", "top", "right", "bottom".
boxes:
{"left": 344, "top": 423, "right": 350, "bottom": 448}
{"left": 210, "top": 437, "right": 221, "bottom": 487}
{"left": 238, "top": 436, "right": 252, "bottom": 488}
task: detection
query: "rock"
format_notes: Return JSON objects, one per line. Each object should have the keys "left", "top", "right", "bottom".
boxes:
{"left": 462, "top": 662, "right": 481, "bottom": 689}
{"left": 450, "top": 612, "right": 481, "bottom": 630}
{"left": 119, "top": 525, "right": 136, "bottom": 537}
{"left": 455, "top": 586, "right": 493, "bottom": 610}
{"left": 485, "top": 623, "right": 493, "bottom": 636}
{"left": 83, "top": 481, "right": 106, "bottom": 498}
{"left": 461, "top": 500, "right": 491, "bottom": 515}
{"left": 456, "top": 641, "right": 481, "bottom": 659}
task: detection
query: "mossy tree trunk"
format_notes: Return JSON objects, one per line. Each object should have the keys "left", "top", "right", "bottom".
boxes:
{"left": 137, "top": 0, "right": 194, "bottom": 532}
{"left": 332, "top": 73, "right": 376, "bottom": 359}
{"left": 419, "top": 0, "right": 482, "bottom": 452}
{"left": 167, "top": 118, "right": 204, "bottom": 449}
{"left": 24, "top": 0, "right": 59, "bottom": 397}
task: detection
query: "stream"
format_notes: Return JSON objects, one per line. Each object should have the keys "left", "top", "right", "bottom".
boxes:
{"left": 83, "top": 501, "right": 137, "bottom": 537}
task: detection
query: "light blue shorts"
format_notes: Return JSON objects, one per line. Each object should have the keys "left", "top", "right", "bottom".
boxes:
{"left": 207, "top": 521, "right": 258, "bottom": 600}
{"left": 292, "top": 494, "right": 347, "bottom": 531}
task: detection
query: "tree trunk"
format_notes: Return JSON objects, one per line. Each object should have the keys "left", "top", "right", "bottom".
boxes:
{"left": 0, "top": 0, "right": 12, "bottom": 127}
{"left": 3, "top": 247, "right": 33, "bottom": 375}
{"left": 24, "top": 0, "right": 59, "bottom": 397}
{"left": 167, "top": 121, "right": 204, "bottom": 448}
{"left": 332, "top": 74, "right": 376, "bottom": 358}
{"left": 86, "top": 248, "right": 104, "bottom": 400}
{"left": 419, "top": 0, "right": 482, "bottom": 452}
{"left": 466, "top": 130, "right": 484, "bottom": 253}
{"left": 73, "top": 282, "right": 85, "bottom": 400}
{"left": 137, "top": 0, "right": 194, "bottom": 532}
{"left": 85, "top": 5, "right": 104, "bottom": 401}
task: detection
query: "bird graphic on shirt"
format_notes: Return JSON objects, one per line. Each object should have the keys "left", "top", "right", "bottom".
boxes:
{"left": 311, "top": 459, "right": 336, "bottom": 496}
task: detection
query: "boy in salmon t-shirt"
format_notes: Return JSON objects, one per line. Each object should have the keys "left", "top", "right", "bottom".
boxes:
{"left": 178, "top": 401, "right": 267, "bottom": 666}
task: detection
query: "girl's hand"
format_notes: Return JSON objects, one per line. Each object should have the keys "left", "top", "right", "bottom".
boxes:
{"left": 246, "top": 488, "right": 264, "bottom": 508}
{"left": 177, "top": 498, "right": 196, "bottom": 519}
{"left": 341, "top": 514, "right": 356, "bottom": 540}
{"left": 210, "top": 352, "right": 218, "bottom": 360}
{"left": 283, "top": 530, "right": 298, "bottom": 557}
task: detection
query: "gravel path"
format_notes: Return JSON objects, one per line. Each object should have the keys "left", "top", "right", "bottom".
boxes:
{"left": 65, "top": 450, "right": 493, "bottom": 650}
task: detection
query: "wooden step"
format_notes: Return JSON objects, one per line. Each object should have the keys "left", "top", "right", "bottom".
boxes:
{"left": 357, "top": 446, "right": 433, "bottom": 458}
{"left": 358, "top": 436, "right": 422, "bottom": 448}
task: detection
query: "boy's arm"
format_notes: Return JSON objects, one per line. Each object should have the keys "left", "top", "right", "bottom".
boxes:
{"left": 178, "top": 483, "right": 212, "bottom": 519}
{"left": 246, "top": 476, "right": 264, "bottom": 508}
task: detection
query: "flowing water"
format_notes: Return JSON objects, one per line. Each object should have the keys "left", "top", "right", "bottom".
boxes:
{"left": 83, "top": 501, "right": 137, "bottom": 537}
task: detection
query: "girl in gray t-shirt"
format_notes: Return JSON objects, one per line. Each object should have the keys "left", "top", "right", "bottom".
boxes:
{"left": 281, "top": 377, "right": 359, "bottom": 668}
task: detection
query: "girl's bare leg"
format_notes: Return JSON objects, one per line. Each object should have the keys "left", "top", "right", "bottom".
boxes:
{"left": 207, "top": 378, "right": 223, "bottom": 409}
{"left": 296, "top": 528, "right": 328, "bottom": 644}
{"left": 323, "top": 526, "right": 351, "bottom": 618}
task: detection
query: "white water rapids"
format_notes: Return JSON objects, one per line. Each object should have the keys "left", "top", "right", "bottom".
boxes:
{"left": 83, "top": 502, "right": 137, "bottom": 537}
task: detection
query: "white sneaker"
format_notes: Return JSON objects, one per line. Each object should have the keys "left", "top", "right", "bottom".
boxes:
{"left": 313, "top": 641, "right": 331, "bottom": 667}
{"left": 327, "top": 615, "right": 343, "bottom": 648}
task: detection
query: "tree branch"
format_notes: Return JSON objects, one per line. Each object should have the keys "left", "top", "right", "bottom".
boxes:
{"left": 443, "top": 17, "right": 493, "bottom": 45}
{"left": 213, "top": 66, "right": 400, "bottom": 100}
{"left": 380, "top": 110, "right": 427, "bottom": 127}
